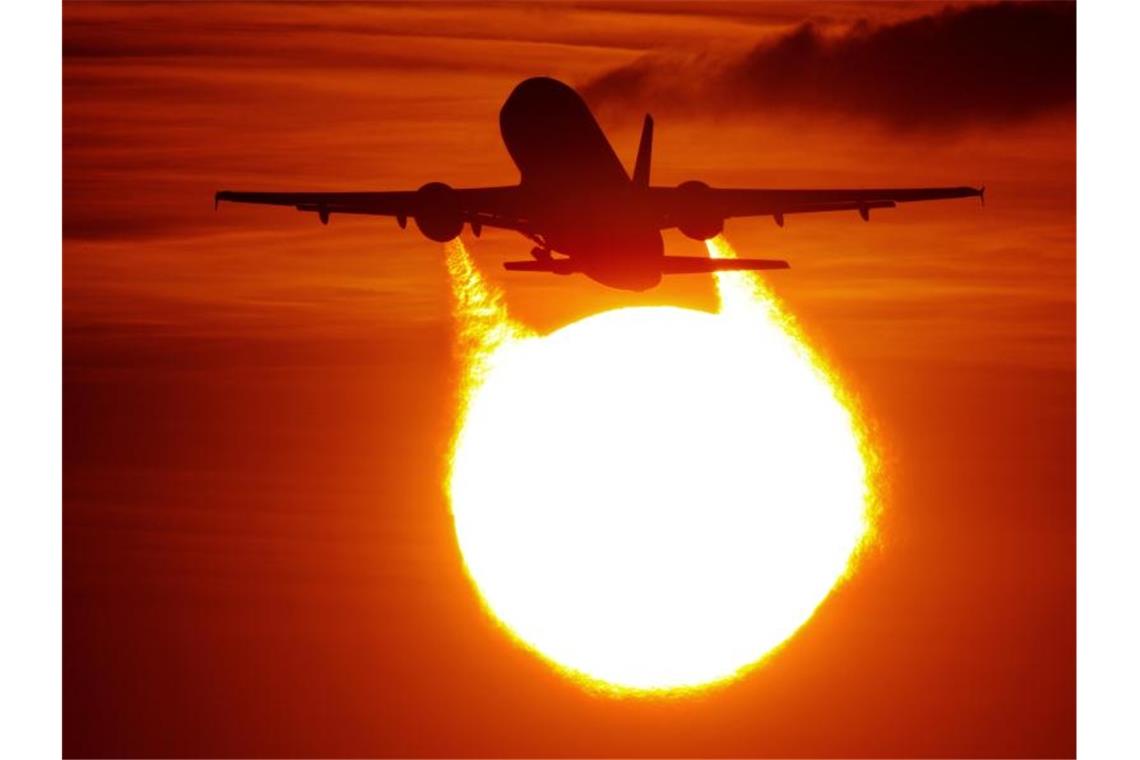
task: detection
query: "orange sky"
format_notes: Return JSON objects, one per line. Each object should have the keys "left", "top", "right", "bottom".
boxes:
{"left": 64, "top": 2, "right": 1074, "bottom": 756}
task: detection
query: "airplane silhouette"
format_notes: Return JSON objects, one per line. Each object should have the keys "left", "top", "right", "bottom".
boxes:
{"left": 215, "top": 76, "right": 983, "bottom": 291}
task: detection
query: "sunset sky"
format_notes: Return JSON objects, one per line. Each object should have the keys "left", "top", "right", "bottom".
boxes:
{"left": 64, "top": 2, "right": 1074, "bottom": 756}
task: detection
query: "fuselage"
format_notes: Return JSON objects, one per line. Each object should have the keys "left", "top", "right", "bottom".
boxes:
{"left": 499, "top": 77, "right": 664, "bottom": 290}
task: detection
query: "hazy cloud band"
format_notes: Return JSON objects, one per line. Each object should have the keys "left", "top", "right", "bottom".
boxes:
{"left": 581, "top": 2, "right": 1075, "bottom": 130}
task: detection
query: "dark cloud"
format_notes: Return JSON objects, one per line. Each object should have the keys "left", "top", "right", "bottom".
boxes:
{"left": 581, "top": 2, "right": 1075, "bottom": 130}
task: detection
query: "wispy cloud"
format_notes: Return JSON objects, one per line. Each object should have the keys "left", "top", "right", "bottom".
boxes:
{"left": 581, "top": 2, "right": 1075, "bottom": 130}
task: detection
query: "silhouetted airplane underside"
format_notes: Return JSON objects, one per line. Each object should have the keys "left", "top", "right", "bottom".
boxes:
{"left": 216, "top": 77, "right": 983, "bottom": 291}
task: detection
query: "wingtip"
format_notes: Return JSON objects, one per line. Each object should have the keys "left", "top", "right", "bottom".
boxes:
{"left": 214, "top": 190, "right": 223, "bottom": 211}
{"left": 979, "top": 185, "right": 986, "bottom": 206}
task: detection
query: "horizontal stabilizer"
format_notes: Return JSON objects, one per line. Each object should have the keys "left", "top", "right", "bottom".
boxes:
{"left": 503, "top": 259, "right": 577, "bottom": 274}
{"left": 504, "top": 257, "right": 789, "bottom": 275}
{"left": 661, "top": 256, "right": 789, "bottom": 274}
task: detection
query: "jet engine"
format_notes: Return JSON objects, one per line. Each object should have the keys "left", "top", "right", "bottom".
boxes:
{"left": 675, "top": 180, "right": 724, "bottom": 241}
{"left": 414, "top": 182, "right": 464, "bottom": 242}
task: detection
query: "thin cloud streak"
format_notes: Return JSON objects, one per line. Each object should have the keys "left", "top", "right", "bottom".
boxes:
{"left": 581, "top": 2, "right": 1075, "bottom": 131}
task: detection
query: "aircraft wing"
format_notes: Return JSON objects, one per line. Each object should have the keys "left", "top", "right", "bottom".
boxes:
{"left": 214, "top": 186, "right": 527, "bottom": 231}
{"left": 650, "top": 185, "right": 984, "bottom": 227}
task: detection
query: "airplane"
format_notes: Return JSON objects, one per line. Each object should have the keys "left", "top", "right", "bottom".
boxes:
{"left": 215, "top": 76, "right": 983, "bottom": 291}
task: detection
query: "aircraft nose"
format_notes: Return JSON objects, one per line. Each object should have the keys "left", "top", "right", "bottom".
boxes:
{"left": 507, "top": 76, "right": 576, "bottom": 102}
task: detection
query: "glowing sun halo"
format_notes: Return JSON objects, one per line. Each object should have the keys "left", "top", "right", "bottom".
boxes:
{"left": 445, "top": 237, "right": 877, "bottom": 694}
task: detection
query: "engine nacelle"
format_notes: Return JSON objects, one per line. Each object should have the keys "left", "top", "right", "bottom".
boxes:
{"left": 675, "top": 180, "right": 724, "bottom": 241}
{"left": 414, "top": 182, "right": 464, "bottom": 242}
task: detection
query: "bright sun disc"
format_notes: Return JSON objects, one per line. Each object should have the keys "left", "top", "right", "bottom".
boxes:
{"left": 447, "top": 239, "right": 876, "bottom": 694}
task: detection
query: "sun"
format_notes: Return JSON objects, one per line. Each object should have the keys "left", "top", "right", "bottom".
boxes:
{"left": 445, "top": 237, "right": 876, "bottom": 694}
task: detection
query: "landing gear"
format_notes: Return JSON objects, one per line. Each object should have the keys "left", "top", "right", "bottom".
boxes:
{"left": 530, "top": 246, "right": 572, "bottom": 274}
{"left": 519, "top": 232, "right": 571, "bottom": 274}
{"left": 524, "top": 232, "right": 554, "bottom": 262}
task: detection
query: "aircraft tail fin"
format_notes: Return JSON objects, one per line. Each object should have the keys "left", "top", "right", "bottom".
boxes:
{"left": 632, "top": 114, "right": 653, "bottom": 187}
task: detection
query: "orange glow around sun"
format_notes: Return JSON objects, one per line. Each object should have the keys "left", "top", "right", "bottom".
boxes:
{"left": 445, "top": 238, "right": 878, "bottom": 694}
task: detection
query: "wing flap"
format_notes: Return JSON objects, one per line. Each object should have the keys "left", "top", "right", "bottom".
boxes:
{"left": 214, "top": 190, "right": 415, "bottom": 214}
{"left": 214, "top": 186, "right": 527, "bottom": 231}
{"left": 649, "top": 184, "right": 981, "bottom": 227}
{"left": 708, "top": 186, "right": 982, "bottom": 219}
